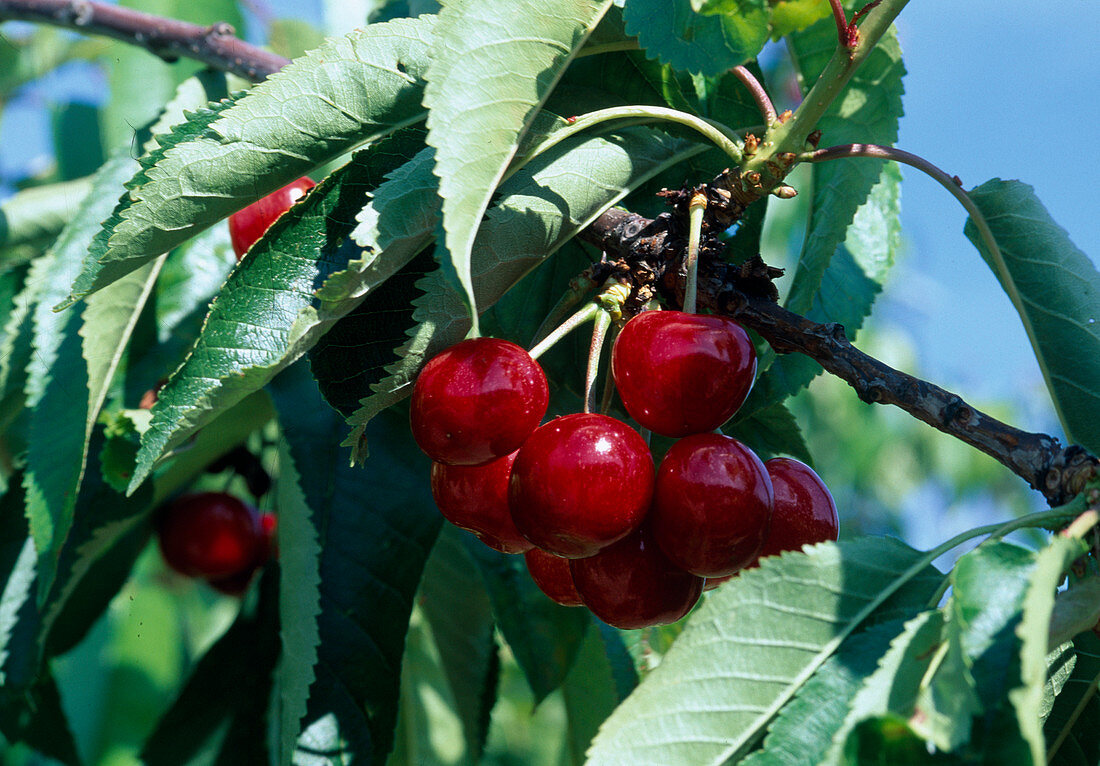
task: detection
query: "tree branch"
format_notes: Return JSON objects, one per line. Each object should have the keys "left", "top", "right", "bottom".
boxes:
{"left": 580, "top": 206, "right": 1098, "bottom": 508}
{"left": 0, "top": 0, "right": 289, "bottom": 80}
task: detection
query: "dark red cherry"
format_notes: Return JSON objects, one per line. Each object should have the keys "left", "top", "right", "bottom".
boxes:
{"left": 207, "top": 511, "right": 277, "bottom": 596}
{"left": 228, "top": 176, "right": 317, "bottom": 260}
{"left": 651, "top": 433, "right": 773, "bottom": 577}
{"left": 524, "top": 548, "right": 583, "bottom": 606}
{"left": 754, "top": 458, "right": 839, "bottom": 563}
{"left": 431, "top": 451, "right": 532, "bottom": 554}
{"left": 157, "top": 493, "right": 263, "bottom": 579}
{"left": 612, "top": 310, "right": 757, "bottom": 437}
{"left": 410, "top": 337, "right": 549, "bottom": 466}
{"left": 570, "top": 527, "right": 704, "bottom": 629}
{"left": 509, "top": 413, "right": 654, "bottom": 559}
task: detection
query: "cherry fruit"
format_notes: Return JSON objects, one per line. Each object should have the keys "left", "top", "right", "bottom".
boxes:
{"left": 754, "top": 458, "right": 839, "bottom": 562}
{"left": 570, "top": 527, "right": 704, "bottom": 629}
{"left": 509, "top": 413, "right": 654, "bottom": 559}
{"left": 207, "top": 511, "right": 277, "bottom": 596}
{"left": 157, "top": 492, "right": 263, "bottom": 579}
{"left": 228, "top": 176, "right": 317, "bottom": 260}
{"left": 611, "top": 310, "right": 757, "bottom": 437}
{"left": 524, "top": 548, "right": 583, "bottom": 606}
{"left": 411, "top": 337, "right": 549, "bottom": 466}
{"left": 651, "top": 433, "right": 773, "bottom": 577}
{"left": 431, "top": 451, "right": 532, "bottom": 554}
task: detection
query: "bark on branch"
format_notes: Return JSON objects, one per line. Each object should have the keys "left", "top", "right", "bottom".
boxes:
{"left": 0, "top": 0, "right": 289, "bottom": 81}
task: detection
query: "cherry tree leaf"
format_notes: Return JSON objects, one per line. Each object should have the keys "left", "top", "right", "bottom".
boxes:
{"left": 624, "top": 0, "right": 769, "bottom": 76}
{"left": 585, "top": 536, "right": 942, "bottom": 765}
{"left": 424, "top": 0, "right": 612, "bottom": 331}
{"left": 965, "top": 179, "right": 1100, "bottom": 455}
{"left": 62, "top": 16, "right": 437, "bottom": 307}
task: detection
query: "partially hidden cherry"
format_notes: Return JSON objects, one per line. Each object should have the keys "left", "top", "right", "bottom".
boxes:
{"left": 611, "top": 310, "right": 757, "bottom": 437}
{"left": 651, "top": 433, "right": 773, "bottom": 577}
{"left": 524, "top": 548, "right": 583, "bottom": 606}
{"left": 157, "top": 492, "right": 263, "bottom": 579}
{"left": 509, "top": 413, "right": 654, "bottom": 559}
{"left": 206, "top": 511, "right": 277, "bottom": 596}
{"left": 411, "top": 337, "right": 549, "bottom": 466}
{"left": 431, "top": 451, "right": 532, "bottom": 554}
{"left": 570, "top": 527, "right": 704, "bottom": 629}
{"left": 228, "top": 176, "right": 317, "bottom": 260}
{"left": 754, "top": 458, "right": 839, "bottom": 563}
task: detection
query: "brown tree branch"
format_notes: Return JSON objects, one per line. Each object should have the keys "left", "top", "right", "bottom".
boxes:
{"left": 580, "top": 207, "right": 1098, "bottom": 508}
{"left": 0, "top": 0, "right": 289, "bottom": 81}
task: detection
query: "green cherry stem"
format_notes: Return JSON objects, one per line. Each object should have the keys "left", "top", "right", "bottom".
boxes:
{"left": 528, "top": 269, "right": 600, "bottom": 348}
{"left": 528, "top": 301, "right": 600, "bottom": 361}
{"left": 598, "top": 324, "right": 621, "bottom": 415}
{"left": 683, "top": 191, "right": 707, "bottom": 315}
{"left": 585, "top": 309, "right": 613, "bottom": 414}
{"left": 731, "top": 65, "right": 777, "bottom": 126}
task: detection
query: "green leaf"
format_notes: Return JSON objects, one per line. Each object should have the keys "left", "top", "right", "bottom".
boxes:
{"left": 420, "top": 525, "right": 499, "bottom": 760}
{"left": 586, "top": 536, "right": 942, "bottom": 765}
{"left": 0, "top": 177, "right": 93, "bottom": 250}
{"left": 822, "top": 610, "right": 945, "bottom": 765}
{"left": 465, "top": 538, "right": 591, "bottom": 705}
{"left": 129, "top": 129, "right": 429, "bottom": 491}
{"left": 140, "top": 570, "right": 280, "bottom": 766}
{"left": 269, "top": 362, "right": 441, "bottom": 763}
{"left": 768, "top": 0, "right": 831, "bottom": 39}
{"left": 21, "top": 156, "right": 140, "bottom": 599}
{"left": 563, "top": 623, "right": 638, "bottom": 765}
{"left": 725, "top": 400, "right": 813, "bottom": 463}
{"left": 424, "top": 0, "right": 612, "bottom": 330}
{"left": 345, "top": 126, "right": 706, "bottom": 459}
{"left": 0, "top": 482, "right": 40, "bottom": 694}
{"left": 965, "top": 179, "right": 1100, "bottom": 455}
{"left": 1010, "top": 521, "right": 1091, "bottom": 763}
{"left": 271, "top": 439, "right": 323, "bottom": 766}
{"left": 1045, "top": 632, "right": 1100, "bottom": 765}
{"left": 740, "top": 619, "right": 904, "bottom": 766}
{"left": 67, "top": 16, "right": 437, "bottom": 305}
{"left": 624, "top": 0, "right": 769, "bottom": 76}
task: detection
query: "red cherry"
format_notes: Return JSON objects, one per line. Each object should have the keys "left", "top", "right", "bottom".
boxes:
{"left": 570, "top": 527, "right": 703, "bottom": 629}
{"left": 611, "top": 310, "right": 757, "bottom": 437}
{"left": 207, "top": 511, "right": 277, "bottom": 596}
{"left": 524, "top": 548, "right": 583, "bottom": 606}
{"left": 157, "top": 493, "right": 262, "bottom": 579}
{"left": 754, "top": 458, "right": 839, "bottom": 563}
{"left": 651, "top": 433, "right": 773, "bottom": 577}
{"left": 228, "top": 176, "right": 317, "bottom": 260}
{"left": 431, "top": 451, "right": 532, "bottom": 554}
{"left": 410, "top": 337, "right": 549, "bottom": 466}
{"left": 509, "top": 413, "right": 654, "bottom": 559}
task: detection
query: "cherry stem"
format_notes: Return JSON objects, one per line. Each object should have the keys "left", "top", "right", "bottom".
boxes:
{"left": 528, "top": 270, "right": 600, "bottom": 348}
{"left": 528, "top": 301, "right": 600, "bottom": 361}
{"left": 683, "top": 191, "right": 707, "bottom": 315}
{"left": 828, "top": 0, "right": 849, "bottom": 46}
{"left": 0, "top": 0, "right": 288, "bottom": 80}
{"left": 731, "top": 65, "right": 777, "bottom": 126}
{"left": 598, "top": 324, "right": 621, "bottom": 415}
{"left": 585, "top": 310, "right": 612, "bottom": 414}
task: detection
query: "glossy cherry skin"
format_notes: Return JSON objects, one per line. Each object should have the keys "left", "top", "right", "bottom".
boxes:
{"left": 524, "top": 548, "right": 583, "bottom": 606}
{"left": 207, "top": 511, "right": 277, "bottom": 596}
{"left": 754, "top": 458, "right": 839, "bottom": 562}
{"left": 410, "top": 337, "right": 549, "bottom": 466}
{"left": 509, "top": 413, "right": 654, "bottom": 559}
{"left": 431, "top": 451, "right": 532, "bottom": 554}
{"left": 612, "top": 310, "right": 757, "bottom": 437}
{"left": 228, "top": 176, "right": 317, "bottom": 259}
{"left": 570, "top": 527, "right": 704, "bottom": 629}
{"left": 157, "top": 493, "right": 263, "bottom": 579}
{"left": 651, "top": 434, "right": 773, "bottom": 577}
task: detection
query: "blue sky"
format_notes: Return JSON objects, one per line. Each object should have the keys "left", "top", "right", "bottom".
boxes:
{"left": 1, "top": 0, "right": 1096, "bottom": 440}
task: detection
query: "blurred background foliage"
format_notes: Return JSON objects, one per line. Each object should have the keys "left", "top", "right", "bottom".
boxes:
{"left": 0, "top": 0, "right": 1094, "bottom": 763}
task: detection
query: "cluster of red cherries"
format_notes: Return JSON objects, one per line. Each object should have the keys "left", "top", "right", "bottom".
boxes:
{"left": 413, "top": 310, "right": 839, "bottom": 630}
{"left": 156, "top": 492, "right": 277, "bottom": 595}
